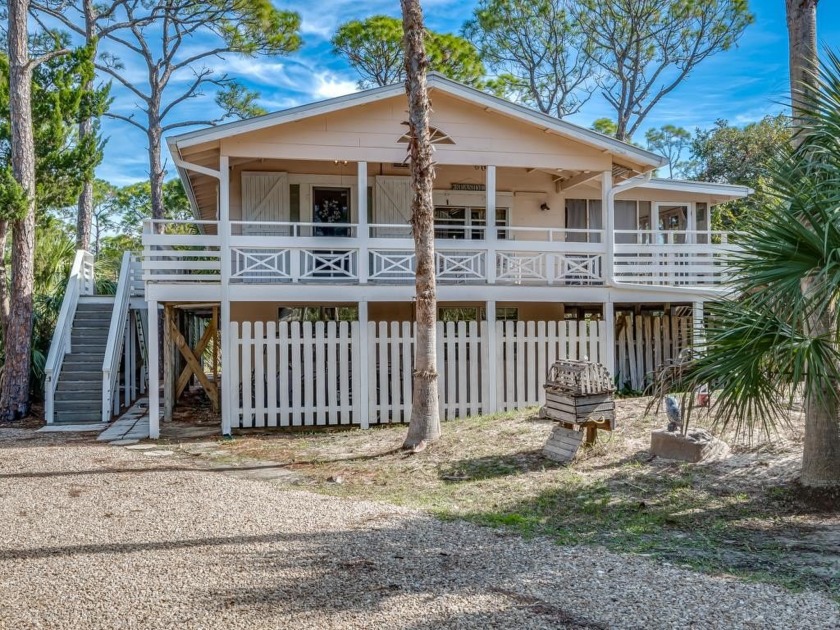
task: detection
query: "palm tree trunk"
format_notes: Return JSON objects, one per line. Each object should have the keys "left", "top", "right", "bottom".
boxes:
{"left": 401, "top": 0, "right": 440, "bottom": 449}
{"left": 800, "top": 276, "right": 840, "bottom": 487}
{"left": 1, "top": 0, "right": 37, "bottom": 421}
{"left": 786, "top": 0, "right": 819, "bottom": 145}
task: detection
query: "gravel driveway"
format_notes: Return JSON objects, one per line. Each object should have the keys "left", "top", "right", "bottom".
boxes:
{"left": 1, "top": 429, "right": 837, "bottom": 630}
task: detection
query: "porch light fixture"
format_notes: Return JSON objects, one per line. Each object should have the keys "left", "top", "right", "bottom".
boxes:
{"left": 540, "top": 202, "right": 551, "bottom": 212}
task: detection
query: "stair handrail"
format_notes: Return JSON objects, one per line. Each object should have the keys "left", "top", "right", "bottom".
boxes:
{"left": 44, "top": 250, "right": 93, "bottom": 424}
{"left": 101, "top": 251, "right": 132, "bottom": 422}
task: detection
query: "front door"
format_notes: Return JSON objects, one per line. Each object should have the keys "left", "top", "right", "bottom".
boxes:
{"left": 313, "top": 187, "right": 351, "bottom": 237}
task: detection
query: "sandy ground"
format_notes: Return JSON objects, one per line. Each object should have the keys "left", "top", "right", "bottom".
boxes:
{"left": 1, "top": 427, "right": 838, "bottom": 630}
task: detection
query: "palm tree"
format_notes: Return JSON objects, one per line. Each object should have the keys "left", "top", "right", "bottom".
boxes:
{"left": 682, "top": 51, "right": 840, "bottom": 488}
{"left": 400, "top": 0, "right": 441, "bottom": 449}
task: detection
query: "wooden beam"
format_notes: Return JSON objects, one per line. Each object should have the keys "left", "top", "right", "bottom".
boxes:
{"left": 169, "top": 317, "right": 220, "bottom": 411}
{"left": 560, "top": 170, "right": 599, "bottom": 192}
{"left": 176, "top": 317, "right": 216, "bottom": 398}
{"left": 163, "top": 304, "right": 173, "bottom": 422}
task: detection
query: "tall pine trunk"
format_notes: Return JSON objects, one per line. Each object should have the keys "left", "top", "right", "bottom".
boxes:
{"left": 1, "top": 0, "right": 37, "bottom": 420}
{"left": 401, "top": 0, "right": 440, "bottom": 449}
{"left": 75, "top": 0, "right": 97, "bottom": 251}
{"left": 148, "top": 121, "right": 165, "bottom": 222}
{"left": 0, "top": 220, "right": 9, "bottom": 338}
{"left": 786, "top": 0, "right": 819, "bottom": 146}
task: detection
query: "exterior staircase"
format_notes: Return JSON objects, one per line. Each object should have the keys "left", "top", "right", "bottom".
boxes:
{"left": 53, "top": 299, "right": 114, "bottom": 423}
{"left": 45, "top": 250, "right": 147, "bottom": 425}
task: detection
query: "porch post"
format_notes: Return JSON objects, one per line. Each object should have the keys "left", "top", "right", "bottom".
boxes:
{"left": 603, "top": 300, "right": 616, "bottom": 378}
{"left": 692, "top": 301, "right": 705, "bottom": 350}
{"left": 687, "top": 202, "right": 697, "bottom": 244}
{"left": 163, "top": 304, "right": 173, "bottom": 422}
{"left": 219, "top": 155, "right": 233, "bottom": 436}
{"left": 148, "top": 300, "right": 160, "bottom": 439}
{"left": 601, "top": 170, "right": 613, "bottom": 283}
{"left": 486, "top": 165, "right": 497, "bottom": 284}
{"left": 358, "top": 300, "right": 370, "bottom": 429}
{"left": 484, "top": 300, "right": 497, "bottom": 413}
{"left": 357, "top": 161, "right": 369, "bottom": 284}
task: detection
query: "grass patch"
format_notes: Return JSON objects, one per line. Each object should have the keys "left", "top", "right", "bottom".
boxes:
{"left": 217, "top": 399, "right": 839, "bottom": 601}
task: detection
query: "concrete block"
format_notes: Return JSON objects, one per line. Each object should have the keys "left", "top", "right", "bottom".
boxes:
{"left": 650, "top": 428, "right": 730, "bottom": 463}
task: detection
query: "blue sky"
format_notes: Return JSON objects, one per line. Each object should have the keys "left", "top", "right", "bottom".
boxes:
{"left": 97, "top": 0, "right": 840, "bottom": 185}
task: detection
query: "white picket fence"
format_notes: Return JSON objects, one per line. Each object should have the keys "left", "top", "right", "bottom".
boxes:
{"left": 229, "top": 319, "right": 605, "bottom": 429}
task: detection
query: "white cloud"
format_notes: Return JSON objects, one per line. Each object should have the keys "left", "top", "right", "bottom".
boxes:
{"left": 312, "top": 72, "right": 358, "bottom": 99}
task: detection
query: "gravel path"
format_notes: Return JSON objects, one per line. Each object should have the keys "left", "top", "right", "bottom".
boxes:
{"left": 1, "top": 429, "right": 837, "bottom": 630}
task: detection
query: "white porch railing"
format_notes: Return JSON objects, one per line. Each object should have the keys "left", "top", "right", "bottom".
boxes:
{"left": 142, "top": 219, "right": 222, "bottom": 283}
{"left": 613, "top": 230, "right": 737, "bottom": 287}
{"left": 102, "top": 252, "right": 133, "bottom": 422}
{"left": 44, "top": 250, "right": 94, "bottom": 424}
{"left": 141, "top": 220, "right": 737, "bottom": 288}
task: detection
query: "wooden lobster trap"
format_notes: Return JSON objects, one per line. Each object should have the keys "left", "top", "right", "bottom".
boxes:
{"left": 539, "top": 360, "right": 616, "bottom": 462}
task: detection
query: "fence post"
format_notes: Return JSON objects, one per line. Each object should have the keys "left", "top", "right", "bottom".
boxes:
{"left": 484, "top": 301, "right": 497, "bottom": 414}
{"left": 358, "top": 301, "right": 370, "bottom": 429}
{"left": 604, "top": 301, "right": 615, "bottom": 377}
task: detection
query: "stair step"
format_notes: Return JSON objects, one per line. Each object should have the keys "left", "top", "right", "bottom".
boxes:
{"left": 58, "top": 371, "right": 102, "bottom": 381}
{"left": 54, "top": 400, "right": 102, "bottom": 412}
{"left": 54, "top": 392, "right": 101, "bottom": 403}
{"left": 55, "top": 411, "right": 103, "bottom": 423}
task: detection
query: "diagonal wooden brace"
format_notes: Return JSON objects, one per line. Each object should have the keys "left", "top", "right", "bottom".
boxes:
{"left": 168, "top": 318, "right": 219, "bottom": 411}
{"left": 176, "top": 318, "right": 216, "bottom": 399}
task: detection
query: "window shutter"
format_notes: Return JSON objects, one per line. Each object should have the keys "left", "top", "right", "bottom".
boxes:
{"left": 241, "top": 172, "right": 290, "bottom": 235}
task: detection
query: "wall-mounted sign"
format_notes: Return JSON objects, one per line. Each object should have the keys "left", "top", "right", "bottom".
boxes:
{"left": 451, "top": 183, "right": 486, "bottom": 191}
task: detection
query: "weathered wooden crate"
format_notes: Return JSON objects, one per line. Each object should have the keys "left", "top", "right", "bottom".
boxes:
{"left": 539, "top": 360, "right": 615, "bottom": 459}
{"left": 542, "top": 425, "right": 585, "bottom": 462}
{"left": 541, "top": 390, "right": 616, "bottom": 429}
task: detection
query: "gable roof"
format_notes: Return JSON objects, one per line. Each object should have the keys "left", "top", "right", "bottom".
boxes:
{"left": 169, "top": 73, "right": 667, "bottom": 169}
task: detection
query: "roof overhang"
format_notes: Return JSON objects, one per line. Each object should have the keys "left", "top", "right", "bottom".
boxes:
{"left": 636, "top": 178, "right": 753, "bottom": 201}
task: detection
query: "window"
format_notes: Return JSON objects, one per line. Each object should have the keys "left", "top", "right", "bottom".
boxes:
{"left": 565, "top": 199, "right": 602, "bottom": 243}
{"left": 433, "top": 206, "right": 508, "bottom": 240}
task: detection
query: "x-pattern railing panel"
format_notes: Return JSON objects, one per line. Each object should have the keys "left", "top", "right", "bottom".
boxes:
{"left": 436, "top": 251, "right": 486, "bottom": 282}
{"left": 556, "top": 254, "right": 603, "bottom": 285}
{"left": 496, "top": 252, "right": 547, "bottom": 283}
{"left": 370, "top": 250, "right": 416, "bottom": 281}
{"left": 231, "top": 248, "right": 292, "bottom": 282}
{"left": 301, "top": 249, "right": 358, "bottom": 281}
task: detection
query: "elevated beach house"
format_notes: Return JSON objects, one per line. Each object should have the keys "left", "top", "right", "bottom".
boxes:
{"left": 45, "top": 74, "right": 749, "bottom": 437}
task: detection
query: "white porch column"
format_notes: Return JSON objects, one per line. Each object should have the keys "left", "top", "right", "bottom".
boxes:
{"left": 484, "top": 300, "right": 498, "bottom": 413}
{"left": 358, "top": 301, "right": 370, "bottom": 429}
{"left": 148, "top": 300, "right": 160, "bottom": 439}
{"left": 357, "top": 161, "right": 369, "bottom": 284}
{"left": 604, "top": 300, "right": 616, "bottom": 377}
{"left": 601, "top": 170, "right": 613, "bottom": 284}
{"left": 485, "top": 166, "right": 497, "bottom": 284}
{"left": 687, "top": 202, "right": 697, "bottom": 244}
{"left": 692, "top": 301, "right": 705, "bottom": 350}
{"left": 219, "top": 155, "right": 233, "bottom": 436}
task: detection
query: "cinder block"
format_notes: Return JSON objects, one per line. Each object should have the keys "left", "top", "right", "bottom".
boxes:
{"left": 650, "top": 428, "right": 730, "bottom": 463}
